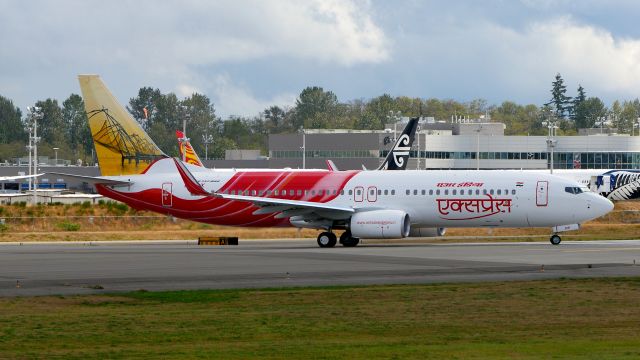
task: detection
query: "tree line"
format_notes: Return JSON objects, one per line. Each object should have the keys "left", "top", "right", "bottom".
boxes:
{"left": 1, "top": 73, "right": 639, "bottom": 163}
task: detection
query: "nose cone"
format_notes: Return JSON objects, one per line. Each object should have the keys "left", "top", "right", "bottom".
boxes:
{"left": 591, "top": 194, "right": 614, "bottom": 218}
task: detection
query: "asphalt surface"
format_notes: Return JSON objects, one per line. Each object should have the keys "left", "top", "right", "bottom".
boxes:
{"left": 2, "top": 239, "right": 640, "bottom": 296}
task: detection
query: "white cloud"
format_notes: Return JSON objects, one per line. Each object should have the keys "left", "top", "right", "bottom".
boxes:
{"left": 210, "top": 74, "right": 296, "bottom": 117}
{"left": 400, "top": 15, "right": 640, "bottom": 103}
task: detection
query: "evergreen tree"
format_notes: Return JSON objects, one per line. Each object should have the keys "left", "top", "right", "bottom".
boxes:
{"left": 545, "top": 73, "right": 572, "bottom": 118}
{"left": 0, "top": 95, "right": 25, "bottom": 144}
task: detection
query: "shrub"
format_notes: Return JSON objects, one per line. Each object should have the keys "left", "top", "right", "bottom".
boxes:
{"left": 0, "top": 223, "right": 8, "bottom": 233}
{"left": 57, "top": 221, "right": 81, "bottom": 231}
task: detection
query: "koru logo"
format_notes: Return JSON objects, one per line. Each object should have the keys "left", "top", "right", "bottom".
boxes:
{"left": 392, "top": 134, "right": 411, "bottom": 167}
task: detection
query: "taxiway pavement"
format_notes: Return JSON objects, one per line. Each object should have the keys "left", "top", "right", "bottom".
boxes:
{"left": 2, "top": 239, "right": 640, "bottom": 296}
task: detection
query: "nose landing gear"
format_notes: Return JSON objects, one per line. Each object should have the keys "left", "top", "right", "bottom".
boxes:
{"left": 550, "top": 234, "right": 561, "bottom": 245}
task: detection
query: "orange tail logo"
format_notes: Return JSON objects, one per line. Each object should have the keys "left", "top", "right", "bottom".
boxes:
{"left": 176, "top": 130, "right": 204, "bottom": 167}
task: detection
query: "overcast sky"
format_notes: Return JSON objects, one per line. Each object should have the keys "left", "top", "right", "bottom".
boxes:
{"left": 2, "top": 0, "right": 640, "bottom": 117}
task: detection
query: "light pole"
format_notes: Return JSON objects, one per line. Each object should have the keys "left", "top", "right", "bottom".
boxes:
{"left": 299, "top": 126, "right": 306, "bottom": 169}
{"left": 635, "top": 117, "right": 640, "bottom": 136}
{"left": 475, "top": 124, "right": 483, "bottom": 170}
{"left": 388, "top": 110, "right": 402, "bottom": 141}
{"left": 27, "top": 107, "right": 43, "bottom": 204}
{"left": 53, "top": 147, "right": 59, "bottom": 166}
{"left": 26, "top": 125, "right": 33, "bottom": 191}
{"left": 542, "top": 120, "right": 559, "bottom": 174}
{"left": 202, "top": 133, "right": 213, "bottom": 160}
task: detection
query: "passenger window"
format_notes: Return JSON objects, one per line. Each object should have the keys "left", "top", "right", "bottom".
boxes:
{"left": 413, "top": 189, "right": 418, "bottom": 195}
{"left": 340, "top": 189, "right": 344, "bottom": 195}
{"left": 267, "top": 190, "right": 272, "bottom": 195}
{"left": 444, "top": 189, "right": 449, "bottom": 195}
{"left": 406, "top": 189, "right": 410, "bottom": 195}
{"left": 476, "top": 189, "right": 480, "bottom": 195}
{"left": 497, "top": 189, "right": 501, "bottom": 195}
{"left": 452, "top": 189, "right": 457, "bottom": 195}
{"left": 436, "top": 189, "right": 440, "bottom": 195}
{"left": 391, "top": 190, "right": 396, "bottom": 195}
{"left": 421, "top": 189, "right": 426, "bottom": 195}
{"left": 275, "top": 190, "right": 279, "bottom": 195}
{"left": 333, "top": 190, "right": 337, "bottom": 195}
{"left": 512, "top": 189, "right": 516, "bottom": 195}
{"left": 490, "top": 189, "right": 494, "bottom": 195}
{"left": 348, "top": 190, "right": 353, "bottom": 195}
{"left": 311, "top": 190, "right": 316, "bottom": 195}
{"left": 297, "top": 190, "right": 302, "bottom": 196}
{"left": 504, "top": 189, "right": 508, "bottom": 195}
{"left": 377, "top": 189, "right": 382, "bottom": 195}
{"left": 371, "top": 189, "right": 375, "bottom": 195}
{"left": 259, "top": 190, "right": 264, "bottom": 196}
{"left": 384, "top": 189, "right": 388, "bottom": 195}
{"left": 289, "top": 190, "right": 294, "bottom": 196}
{"left": 483, "top": 189, "right": 487, "bottom": 195}
{"left": 429, "top": 189, "right": 433, "bottom": 195}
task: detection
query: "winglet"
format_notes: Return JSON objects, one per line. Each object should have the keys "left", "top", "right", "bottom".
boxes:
{"left": 326, "top": 160, "right": 338, "bottom": 171}
{"left": 172, "top": 158, "right": 210, "bottom": 196}
{"left": 377, "top": 117, "right": 419, "bottom": 170}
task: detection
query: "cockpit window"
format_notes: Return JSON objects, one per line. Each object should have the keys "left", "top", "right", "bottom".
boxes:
{"left": 565, "top": 186, "right": 583, "bottom": 194}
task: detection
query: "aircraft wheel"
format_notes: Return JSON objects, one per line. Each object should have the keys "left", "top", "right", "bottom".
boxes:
{"left": 317, "top": 232, "right": 337, "bottom": 248}
{"left": 550, "top": 234, "right": 561, "bottom": 245}
{"left": 340, "top": 231, "right": 360, "bottom": 247}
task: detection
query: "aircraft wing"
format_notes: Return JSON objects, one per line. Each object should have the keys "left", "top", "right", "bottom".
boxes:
{"left": 0, "top": 173, "right": 43, "bottom": 181}
{"left": 45, "top": 172, "right": 131, "bottom": 186}
{"left": 215, "top": 192, "right": 354, "bottom": 218}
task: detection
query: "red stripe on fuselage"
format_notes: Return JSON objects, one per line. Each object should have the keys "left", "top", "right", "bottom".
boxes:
{"left": 97, "top": 170, "right": 359, "bottom": 227}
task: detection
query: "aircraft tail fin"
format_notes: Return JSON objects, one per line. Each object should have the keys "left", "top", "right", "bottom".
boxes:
{"left": 78, "top": 75, "right": 166, "bottom": 176}
{"left": 176, "top": 130, "right": 205, "bottom": 167}
{"left": 377, "top": 117, "right": 419, "bottom": 170}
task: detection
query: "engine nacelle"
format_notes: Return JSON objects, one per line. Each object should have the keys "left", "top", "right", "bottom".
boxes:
{"left": 350, "top": 210, "right": 410, "bottom": 239}
{"left": 408, "top": 227, "right": 446, "bottom": 237}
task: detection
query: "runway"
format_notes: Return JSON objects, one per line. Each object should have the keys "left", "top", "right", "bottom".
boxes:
{"left": 2, "top": 239, "right": 640, "bottom": 296}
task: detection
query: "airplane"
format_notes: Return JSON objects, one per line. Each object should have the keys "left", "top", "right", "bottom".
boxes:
{"left": 176, "top": 118, "right": 420, "bottom": 172}
{"left": 176, "top": 130, "right": 204, "bottom": 167}
{"left": 53, "top": 75, "right": 613, "bottom": 248}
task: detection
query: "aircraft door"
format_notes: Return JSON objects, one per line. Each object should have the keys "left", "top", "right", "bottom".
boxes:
{"left": 162, "top": 182, "right": 173, "bottom": 207}
{"left": 354, "top": 186, "right": 364, "bottom": 202}
{"left": 367, "top": 186, "right": 377, "bottom": 202}
{"left": 536, "top": 181, "right": 548, "bottom": 207}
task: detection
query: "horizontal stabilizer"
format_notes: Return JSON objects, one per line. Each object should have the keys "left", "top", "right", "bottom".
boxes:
{"left": 0, "top": 173, "right": 43, "bottom": 181}
{"left": 45, "top": 172, "right": 131, "bottom": 186}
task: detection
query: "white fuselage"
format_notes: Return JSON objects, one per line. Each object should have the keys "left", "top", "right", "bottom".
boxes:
{"left": 103, "top": 159, "right": 613, "bottom": 229}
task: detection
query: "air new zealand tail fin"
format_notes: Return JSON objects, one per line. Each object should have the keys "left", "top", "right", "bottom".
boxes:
{"left": 78, "top": 75, "right": 166, "bottom": 176}
{"left": 377, "top": 117, "right": 419, "bottom": 170}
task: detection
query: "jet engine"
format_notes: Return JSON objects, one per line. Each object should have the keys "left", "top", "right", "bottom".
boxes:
{"left": 408, "top": 227, "right": 446, "bottom": 237}
{"left": 350, "top": 210, "right": 410, "bottom": 239}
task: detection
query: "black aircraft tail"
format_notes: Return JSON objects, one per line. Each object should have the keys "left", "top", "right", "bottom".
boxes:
{"left": 377, "top": 117, "right": 419, "bottom": 170}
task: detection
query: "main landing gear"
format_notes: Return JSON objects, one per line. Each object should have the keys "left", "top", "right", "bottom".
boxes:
{"left": 550, "top": 234, "right": 562, "bottom": 245}
{"left": 316, "top": 230, "right": 360, "bottom": 248}
{"left": 317, "top": 232, "right": 337, "bottom": 248}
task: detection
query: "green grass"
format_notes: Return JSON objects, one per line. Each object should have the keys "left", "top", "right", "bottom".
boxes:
{"left": 2, "top": 278, "right": 640, "bottom": 359}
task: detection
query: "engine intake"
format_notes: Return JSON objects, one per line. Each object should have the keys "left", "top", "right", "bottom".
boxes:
{"left": 350, "top": 210, "right": 410, "bottom": 239}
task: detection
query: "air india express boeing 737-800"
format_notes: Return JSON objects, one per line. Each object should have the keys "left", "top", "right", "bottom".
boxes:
{"left": 51, "top": 75, "right": 614, "bottom": 248}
